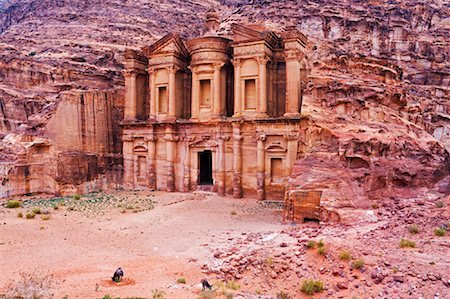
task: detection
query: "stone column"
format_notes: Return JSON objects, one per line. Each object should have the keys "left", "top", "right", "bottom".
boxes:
{"left": 284, "top": 51, "right": 301, "bottom": 118}
{"left": 124, "top": 71, "right": 137, "bottom": 120}
{"left": 182, "top": 136, "right": 194, "bottom": 192}
{"left": 168, "top": 66, "right": 179, "bottom": 119}
{"left": 257, "top": 56, "right": 270, "bottom": 117}
{"left": 190, "top": 66, "right": 199, "bottom": 120}
{"left": 284, "top": 131, "right": 299, "bottom": 177}
{"left": 122, "top": 136, "right": 134, "bottom": 189}
{"left": 164, "top": 126, "right": 178, "bottom": 192}
{"left": 232, "top": 123, "right": 243, "bottom": 198}
{"left": 149, "top": 70, "right": 156, "bottom": 118}
{"left": 133, "top": 155, "right": 139, "bottom": 187}
{"left": 212, "top": 63, "right": 223, "bottom": 119}
{"left": 232, "top": 59, "right": 242, "bottom": 117}
{"left": 217, "top": 135, "right": 229, "bottom": 196}
{"left": 146, "top": 133, "right": 157, "bottom": 190}
{"left": 256, "top": 134, "right": 266, "bottom": 200}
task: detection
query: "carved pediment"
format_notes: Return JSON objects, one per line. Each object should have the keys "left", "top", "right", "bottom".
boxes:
{"left": 265, "top": 144, "right": 287, "bottom": 153}
{"left": 133, "top": 144, "right": 148, "bottom": 152}
{"left": 190, "top": 135, "right": 217, "bottom": 148}
{"left": 144, "top": 33, "right": 189, "bottom": 59}
{"left": 231, "top": 24, "right": 282, "bottom": 49}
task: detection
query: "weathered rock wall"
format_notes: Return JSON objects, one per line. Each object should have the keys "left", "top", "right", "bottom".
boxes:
{"left": 0, "top": 0, "right": 448, "bottom": 202}
{"left": 0, "top": 90, "right": 123, "bottom": 197}
{"left": 224, "top": 0, "right": 449, "bottom": 214}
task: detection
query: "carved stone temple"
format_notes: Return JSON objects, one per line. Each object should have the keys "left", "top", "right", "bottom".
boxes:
{"left": 122, "top": 11, "right": 308, "bottom": 200}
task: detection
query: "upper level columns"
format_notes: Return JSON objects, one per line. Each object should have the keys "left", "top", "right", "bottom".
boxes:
{"left": 149, "top": 70, "right": 156, "bottom": 118}
{"left": 123, "top": 50, "right": 148, "bottom": 121}
{"left": 232, "top": 59, "right": 242, "bottom": 117}
{"left": 124, "top": 71, "right": 137, "bottom": 120}
{"left": 190, "top": 67, "right": 200, "bottom": 120}
{"left": 284, "top": 51, "right": 302, "bottom": 118}
{"left": 257, "top": 56, "right": 270, "bottom": 117}
{"left": 212, "top": 63, "right": 224, "bottom": 119}
{"left": 167, "top": 66, "right": 179, "bottom": 119}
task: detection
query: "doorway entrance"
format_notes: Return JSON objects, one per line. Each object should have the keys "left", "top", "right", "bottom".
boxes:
{"left": 198, "top": 150, "right": 213, "bottom": 185}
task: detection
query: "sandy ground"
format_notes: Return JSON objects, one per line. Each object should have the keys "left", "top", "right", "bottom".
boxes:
{"left": 1, "top": 191, "right": 449, "bottom": 299}
{"left": 0, "top": 191, "right": 285, "bottom": 298}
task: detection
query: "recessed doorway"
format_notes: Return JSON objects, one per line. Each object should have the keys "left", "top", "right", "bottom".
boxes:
{"left": 198, "top": 150, "right": 213, "bottom": 185}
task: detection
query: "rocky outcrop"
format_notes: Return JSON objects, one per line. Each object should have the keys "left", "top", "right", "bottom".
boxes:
{"left": 0, "top": 0, "right": 448, "bottom": 203}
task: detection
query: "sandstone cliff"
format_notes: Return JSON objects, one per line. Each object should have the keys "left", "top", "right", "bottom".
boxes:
{"left": 0, "top": 0, "right": 448, "bottom": 211}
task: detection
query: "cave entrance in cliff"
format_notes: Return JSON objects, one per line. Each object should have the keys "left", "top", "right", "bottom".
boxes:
{"left": 198, "top": 150, "right": 213, "bottom": 185}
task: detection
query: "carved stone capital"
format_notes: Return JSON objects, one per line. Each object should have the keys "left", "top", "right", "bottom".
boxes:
{"left": 182, "top": 136, "right": 196, "bottom": 142}
{"left": 213, "top": 62, "right": 225, "bottom": 71}
{"left": 231, "top": 58, "right": 242, "bottom": 68}
{"left": 256, "top": 55, "right": 271, "bottom": 65}
{"left": 233, "top": 135, "right": 244, "bottom": 142}
{"left": 164, "top": 135, "right": 180, "bottom": 142}
{"left": 122, "top": 135, "right": 134, "bottom": 142}
{"left": 257, "top": 134, "right": 267, "bottom": 142}
{"left": 166, "top": 65, "right": 180, "bottom": 74}
{"left": 217, "top": 135, "right": 230, "bottom": 142}
{"left": 285, "top": 51, "right": 304, "bottom": 62}
{"left": 145, "top": 135, "right": 157, "bottom": 142}
{"left": 284, "top": 132, "right": 300, "bottom": 141}
{"left": 123, "top": 70, "right": 138, "bottom": 77}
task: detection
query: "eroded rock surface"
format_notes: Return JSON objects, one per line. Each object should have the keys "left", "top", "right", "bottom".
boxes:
{"left": 0, "top": 0, "right": 448, "bottom": 205}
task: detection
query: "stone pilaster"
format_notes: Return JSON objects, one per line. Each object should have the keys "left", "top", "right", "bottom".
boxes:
{"left": 167, "top": 66, "right": 179, "bottom": 119}
{"left": 190, "top": 66, "right": 199, "bottom": 120}
{"left": 124, "top": 70, "right": 137, "bottom": 120}
{"left": 212, "top": 63, "right": 224, "bottom": 119}
{"left": 232, "top": 123, "right": 243, "bottom": 198}
{"left": 217, "top": 134, "right": 229, "bottom": 196}
{"left": 122, "top": 135, "right": 135, "bottom": 190}
{"left": 232, "top": 59, "right": 242, "bottom": 117}
{"left": 284, "top": 51, "right": 302, "bottom": 118}
{"left": 181, "top": 136, "right": 195, "bottom": 192}
{"left": 149, "top": 69, "right": 156, "bottom": 118}
{"left": 256, "top": 134, "right": 266, "bottom": 200}
{"left": 145, "top": 133, "right": 157, "bottom": 190}
{"left": 164, "top": 126, "right": 178, "bottom": 192}
{"left": 257, "top": 56, "right": 270, "bottom": 117}
{"left": 284, "top": 131, "right": 300, "bottom": 177}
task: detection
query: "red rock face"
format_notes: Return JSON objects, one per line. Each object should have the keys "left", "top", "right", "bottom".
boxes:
{"left": 0, "top": 0, "right": 448, "bottom": 204}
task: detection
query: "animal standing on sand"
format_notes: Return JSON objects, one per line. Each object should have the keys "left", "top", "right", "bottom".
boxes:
{"left": 112, "top": 267, "right": 124, "bottom": 282}
{"left": 201, "top": 278, "right": 212, "bottom": 290}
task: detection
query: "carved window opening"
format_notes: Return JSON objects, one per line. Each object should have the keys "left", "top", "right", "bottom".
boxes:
{"left": 137, "top": 156, "right": 147, "bottom": 183}
{"left": 199, "top": 79, "right": 211, "bottom": 107}
{"left": 270, "top": 158, "right": 283, "bottom": 183}
{"left": 158, "top": 86, "right": 168, "bottom": 114}
{"left": 244, "top": 79, "right": 257, "bottom": 110}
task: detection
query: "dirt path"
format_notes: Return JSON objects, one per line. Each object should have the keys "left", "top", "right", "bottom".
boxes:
{"left": 1, "top": 191, "right": 449, "bottom": 298}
